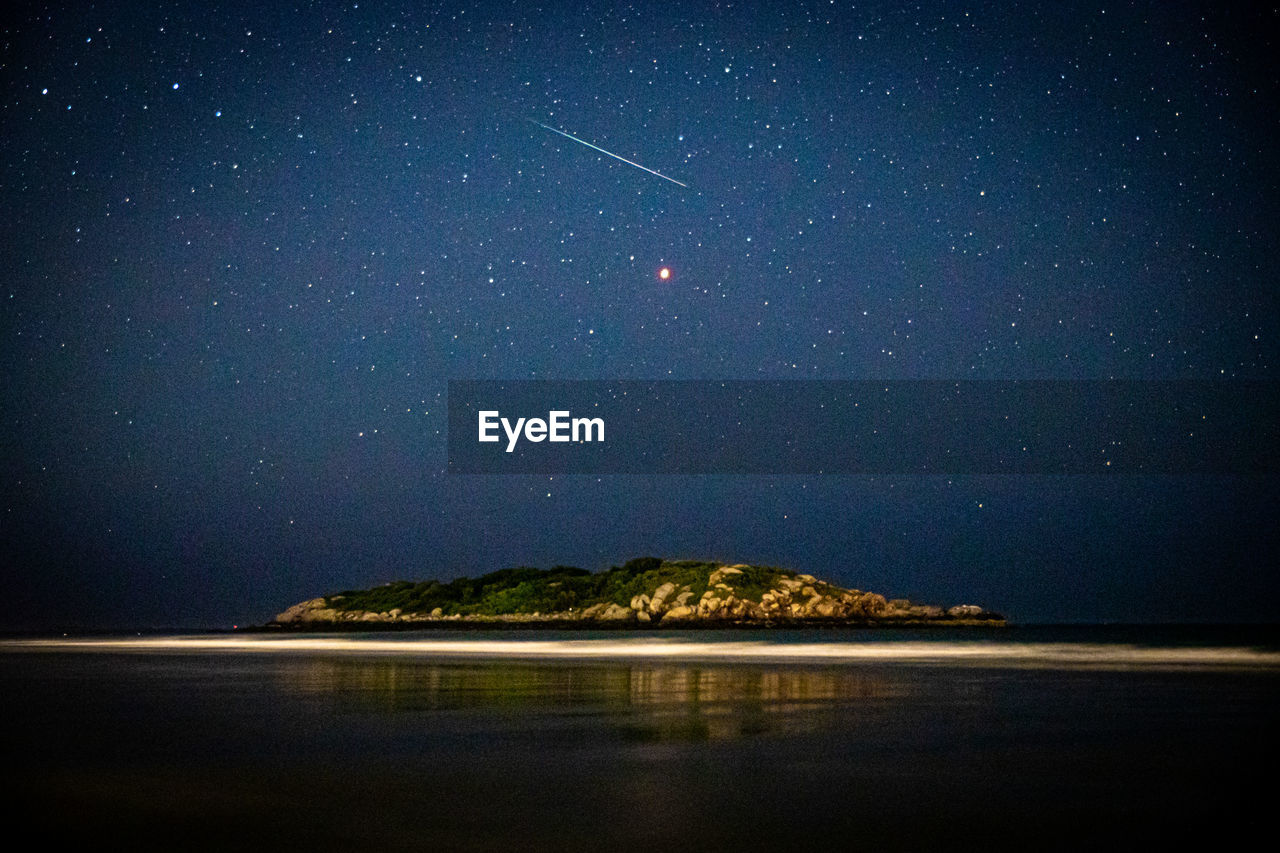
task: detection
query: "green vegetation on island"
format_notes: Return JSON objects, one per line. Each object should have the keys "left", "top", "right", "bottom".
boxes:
{"left": 270, "top": 557, "right": 1003, "bottom": 628}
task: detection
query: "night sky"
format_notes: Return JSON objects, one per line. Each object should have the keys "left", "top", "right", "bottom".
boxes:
{"left": 2, "top": 1, "right": 1276, "bottom": 629}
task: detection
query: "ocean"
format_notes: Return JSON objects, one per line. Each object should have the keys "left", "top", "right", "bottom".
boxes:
{"left": 2, "top": 626, "right": 1276, "bottom": 850}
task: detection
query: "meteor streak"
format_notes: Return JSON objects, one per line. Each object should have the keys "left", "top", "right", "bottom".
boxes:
{"left": 529, "top": 119, "right": 688, "bottom": 188}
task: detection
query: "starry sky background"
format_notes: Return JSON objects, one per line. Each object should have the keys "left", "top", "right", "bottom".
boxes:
{"left": 2, "top": 0, "right": 1276, "bottom": 629}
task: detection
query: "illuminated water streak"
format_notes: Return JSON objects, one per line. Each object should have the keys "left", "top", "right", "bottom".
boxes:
{"left": 6, "top": 635, "right": 1280, "bottom": 671}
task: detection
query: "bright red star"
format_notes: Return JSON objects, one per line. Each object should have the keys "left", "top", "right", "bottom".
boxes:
{"left": 657, "top": 266, "right": 671, "bottom": 280}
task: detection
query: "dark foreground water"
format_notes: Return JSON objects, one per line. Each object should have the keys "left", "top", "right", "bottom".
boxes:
{"left": 2, "top": 626, "right": 1277, "bottom": 851}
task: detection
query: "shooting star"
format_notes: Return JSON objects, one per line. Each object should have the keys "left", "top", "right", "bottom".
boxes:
{"left": 529, "top": 119, "right": 688, "bottom": 188}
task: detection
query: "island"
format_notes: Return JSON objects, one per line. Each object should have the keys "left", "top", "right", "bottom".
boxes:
{"left": 269, "top": 557, "right": 1003, "bottom": 629}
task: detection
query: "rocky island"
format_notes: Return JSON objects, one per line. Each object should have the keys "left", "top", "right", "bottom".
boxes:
{"left": 269, "top": 557, "right": 1003, "bottom": 629}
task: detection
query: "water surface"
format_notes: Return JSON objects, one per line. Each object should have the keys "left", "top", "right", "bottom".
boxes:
{"left": 3, "top": 627, "right": 1275, "bottom": 850}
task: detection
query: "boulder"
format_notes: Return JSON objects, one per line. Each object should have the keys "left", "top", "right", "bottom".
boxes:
{"left": 650, "top": 582, "right": 678, "bottom": 613}
{"left": 600, "top": 603, "right": 635, "bottom": 621}
{"left": 707, "top": 566, "right": 745, "bottom": 586}
{"left": 857, "top": 593, "right": 887, "bottom": 616}
{"left": 273, "top": 597, "right": 328, "bottom": 624}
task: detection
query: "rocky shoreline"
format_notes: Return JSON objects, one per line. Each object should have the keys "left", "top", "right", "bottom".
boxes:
{"left": 268, "top": 562, "right": 1003, "bottom": 629}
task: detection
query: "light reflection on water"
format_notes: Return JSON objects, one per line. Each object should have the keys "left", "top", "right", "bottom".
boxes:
{"left": 279, "top": 657, "right": 907, "bottom": 741}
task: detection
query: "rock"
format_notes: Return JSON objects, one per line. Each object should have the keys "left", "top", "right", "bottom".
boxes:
{"left": 430, "top": 607, "right": 444, "bottom": 618}
{"left": 272, "top": 597, "right": 351, "bottom": 624}
{"left": 708, "top": 566, "right": 744, "bottom": 586}
{"left": 856, "top": 593, "right": 887, "bottom": 616}
{"left": 948, "top": 604, "right": 984, "bottom": 617}
{"left": 273, "top": 597, "right": 327, "bottom": 624}
{"left": 675, "top": 591, "right": 695, "bottom": 607}
{"left": 636, "top": 611, "right": 652, "bottom": 623}
{"left": 630, "top": 593, "right": 651, "bottom": 611}
{"left": 650, "top": 582, "right": 677, "bottom": 613}
{"left": 600, "top": 603, "right": 635, "bottom": 621}
{"left": 662, "top": 605, "right": 695, "bottom": 621}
